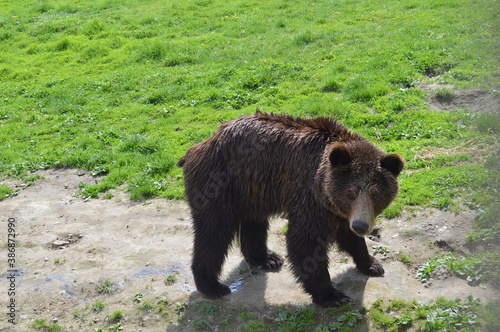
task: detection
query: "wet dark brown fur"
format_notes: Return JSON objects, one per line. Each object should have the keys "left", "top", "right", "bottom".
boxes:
{"left": 178, "top": 111, "right": 404, "bottom": 307}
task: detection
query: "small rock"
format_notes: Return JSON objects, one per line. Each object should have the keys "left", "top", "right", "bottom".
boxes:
{"left": 263, "top": 315, "right": 275, "bottom": 324}
{"left": 430, "top": 265, "right": 450, "bottom": 280}
{"left": 44, "top": 257, "right": 49, "bottom": 262}
{"left": 53, "top": 240, "right": 70, "bottom": 246}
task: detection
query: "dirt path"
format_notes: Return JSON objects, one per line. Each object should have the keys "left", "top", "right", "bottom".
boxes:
{"left": 1, "top": 169, "right": 498, "bottom": 331}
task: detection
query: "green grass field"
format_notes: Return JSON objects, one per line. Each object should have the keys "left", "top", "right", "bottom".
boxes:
{"left": 1, "top": 0, "right": 498, "bottom": 202}
{"left": 1, "top": 0, "right": 499, "bottom": 330}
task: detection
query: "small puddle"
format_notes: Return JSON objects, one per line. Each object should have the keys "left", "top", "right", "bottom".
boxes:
{"left": 180, "top": 283, "right": 196, "bottom": 292}
{"left": 229, "top": 276, "right": 250, "bottom": 293}
{"left": 125, "top": 268, "right": 169, "bottom": 280}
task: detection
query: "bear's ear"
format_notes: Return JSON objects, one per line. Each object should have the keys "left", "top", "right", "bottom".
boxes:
{"left": 328, "top": 143, "right": 351, "bottom": 167}
{"left": 381, "top": 154, "right": 405, "bottom": 176}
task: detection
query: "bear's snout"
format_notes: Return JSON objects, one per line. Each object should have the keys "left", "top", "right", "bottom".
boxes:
{"left": 351, "top": 220, "right": 369, "bottom": 236}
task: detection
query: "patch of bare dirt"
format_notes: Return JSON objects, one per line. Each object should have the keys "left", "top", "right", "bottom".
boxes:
{"left": 412, "top": 139, "right": 494, "bottom": 166}
{"left": 418, "top": 82, "right": 500, "bottom": 113}
{"left": 0, "top": 169, "right": 498, "bottom": 331}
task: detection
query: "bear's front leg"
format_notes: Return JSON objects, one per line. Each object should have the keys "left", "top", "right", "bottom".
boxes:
{"left": 287, "top": 224, "right": 351, "bottom": 307}
{"left": 336, "top": 226, "right": 385, "bottom": 276}
{"left": 239, "top": 218, "right": 284, "bottom": 270}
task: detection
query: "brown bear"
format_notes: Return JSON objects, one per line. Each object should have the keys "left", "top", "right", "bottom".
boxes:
{"left": 178, "top": 111, "right": 404, "bottom": 307}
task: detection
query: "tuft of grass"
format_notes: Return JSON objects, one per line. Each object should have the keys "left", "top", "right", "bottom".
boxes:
{"left": 476, "top": 112, "right": 500, "bottom": 134}
{"left": 132, "top": 293, "right": 144, "bottom": 303}
{"left": 128, "top": 175, "right": 157, "bottom": 201}
{"left": 398, "top": 253, "right": 413, "bottom": 265}
{"left": 467, "top": 205, "right": 500, "bottom": 249}
{"left": 434, "top": 88, "right": 454, "bottom": 103}
{"left": 54, "top": 258, "right": 65, "bottom": 265}
{"left": 0, "top": 184, "right": 15, "bottom": 200}
{"left": 23, "top": 174, "right": 43, "bottom": 186}
{"left": 95, "top": 279, "right": 115, "bottom": 295}
{"left": 107, "top": 310, "right": 123, "bottom": 324}
{"left": 370, "top": 296, "right": 481, "bottom": 332}
{"left": 479, "top": 300, "right": 500, "bottom": 331}
{"left": 107, "top": 322, "right": 122, "bottom": 331}
{"left": 416, "top": 256, "right": 453, "bottom": 284}
{"left": 415, "top": 254, "right": 500, "bottom": 289}
{"left": 193, "top": 319, "right": 211, "bottom": 331}
{"left": 175, "top": 301, "right": 188, "bottom": 314}
{"left": 447, "top": 253, "right": 500, "bottom": 289}
{"left": 91, "top": 301, "right": 105, "bottom": 313}
{"left": 29, "top": 319, "right": 62, "bottom": 331}
{"left": 156, "top": 297, "right": 170, "bottom": 317}
{"left": 275, "top": 307, "right": 317, "bottom": 331}
{"left": 243, "top": 303, "right": 366, "bottom": 331}
{"left": 372, "top": 245, "right": 390, "bottom": 256}
{"left": 321, "top": 79, "right": 342, "bottom": 93}
{"left": 164, "top": 274, "right": 177, "bottom": 286}
{"left": 200, "top": 301, "right": 221, "bottom": 316}
{"left": 244, "top": 320, "right": 269, "bottom": 332}
{"left": 102, "top": 192, "right": 114, "bottom": 199}
{"left": 138, "top": 300, "right": 153, "bottom": 312}
{"left": 280, "top": 222, "right": 289, "bottom": 235}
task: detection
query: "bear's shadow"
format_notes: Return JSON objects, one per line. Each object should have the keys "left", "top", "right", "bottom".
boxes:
{"left": 171, "top": 259, "right": 372, "bottom": 331}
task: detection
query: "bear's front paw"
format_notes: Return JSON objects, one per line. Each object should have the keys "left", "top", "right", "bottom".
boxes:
{"left": 357, "top": 255, "right": 385, "bottom": 276}
{"left": 313, "top": 289, "right": 351, "bottom": 308}
{"left": 261, "top": 249, "right": 284, "bottom": 270}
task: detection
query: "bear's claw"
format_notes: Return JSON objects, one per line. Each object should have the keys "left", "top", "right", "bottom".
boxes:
{"left": 197, "top": 283, "right": 231, "bottom": 299}
{"left": 358, "top": 255, "right": 385, "bottom": 276}
{"left": 261, "top": 249, "right": 284, "bottom": 270}
{"left": 313, "top": 289, "right": 351, "bottom": 308}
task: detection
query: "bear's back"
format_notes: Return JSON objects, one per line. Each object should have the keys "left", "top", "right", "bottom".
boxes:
{"left": 179, "top": 112, "right": 367, "bottom": 216}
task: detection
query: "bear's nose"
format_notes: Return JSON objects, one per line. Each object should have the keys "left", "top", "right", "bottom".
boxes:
{"left": 352, "top": 220, "right": 369, "bottom": 235}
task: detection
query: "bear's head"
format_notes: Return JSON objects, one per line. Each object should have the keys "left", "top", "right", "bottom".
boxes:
{"left": 320, "top": 141, "right": 404, "bottom": 236}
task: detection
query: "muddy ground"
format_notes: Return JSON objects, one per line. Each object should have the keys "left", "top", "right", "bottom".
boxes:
{"left": 1, "top": 168, "right": 498, "bottom": 331}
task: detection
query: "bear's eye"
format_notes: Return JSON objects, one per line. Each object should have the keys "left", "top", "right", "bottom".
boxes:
{"left": 347, "top": 193, "right": 356, "bottom": 200}
{"left": 371, "top": 193, "right": 379, "bottom": 200}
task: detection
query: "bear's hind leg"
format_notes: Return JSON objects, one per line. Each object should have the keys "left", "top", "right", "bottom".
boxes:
{"left": 240, "top": 218, "right": 283, "bottom": 270}
{"left": 191, "top": 212, "right": 237, "bottom": 299}
{"left": 336, "top": 226, "right": 384, "bottom": 276}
